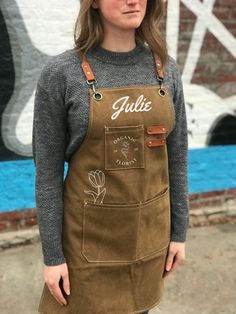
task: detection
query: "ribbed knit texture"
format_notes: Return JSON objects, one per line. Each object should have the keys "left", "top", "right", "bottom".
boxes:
{"left": 32, "top": 41, "right": 189, "bottom": 266}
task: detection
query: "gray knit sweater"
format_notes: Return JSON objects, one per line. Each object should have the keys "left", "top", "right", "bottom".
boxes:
{"left": 32, "top": 41, "right": 189, "bottom": 266}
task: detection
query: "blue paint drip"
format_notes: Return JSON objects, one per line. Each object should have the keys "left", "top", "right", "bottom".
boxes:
{"left": 0, "top": 144, "right": 235, "bottom": 212}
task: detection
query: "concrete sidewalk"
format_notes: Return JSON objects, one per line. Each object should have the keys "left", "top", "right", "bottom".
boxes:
{"left": 0, "top": 223, "right": 235, "bottom": 314}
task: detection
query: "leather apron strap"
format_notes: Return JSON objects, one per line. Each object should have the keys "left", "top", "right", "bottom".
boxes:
{"left": 77, "top": 47, "right": 166, "bottom": 98}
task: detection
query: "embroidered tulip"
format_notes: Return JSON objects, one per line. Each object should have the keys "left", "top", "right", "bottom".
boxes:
{"left": 84, "top": 170, "right": 106, "bottom": 204}
{"left": 88, "top": 170, "right": 105, "bottom": 188}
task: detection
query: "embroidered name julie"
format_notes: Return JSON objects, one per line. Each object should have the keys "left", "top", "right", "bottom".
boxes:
{"left": 111, "top": 95, "right": 152, "bottom": 120}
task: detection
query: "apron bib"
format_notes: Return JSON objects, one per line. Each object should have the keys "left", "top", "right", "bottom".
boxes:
{"left": 38, "top": 51, "right": 175, "bottom": 314}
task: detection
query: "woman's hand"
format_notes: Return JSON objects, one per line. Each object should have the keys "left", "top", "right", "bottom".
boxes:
{"left": 43, "top": 262, "right": 70, "bottom": 306}
{"left": 163, "top": 241, "right": 186, "bottom": 278}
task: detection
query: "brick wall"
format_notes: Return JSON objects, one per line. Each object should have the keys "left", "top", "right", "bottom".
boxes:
{"left": 1, "top": 188, "right": 236, "bottom": 233}
{"left": 178, "top": 0, "right": 236, "bottom": 96}
{"left": 189, "top": 188, "right": 236, "bottom": 226}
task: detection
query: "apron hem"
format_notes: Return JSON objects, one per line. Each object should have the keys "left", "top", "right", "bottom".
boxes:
{"left": 131, "top": 295, "right": 163, "bottom": 313}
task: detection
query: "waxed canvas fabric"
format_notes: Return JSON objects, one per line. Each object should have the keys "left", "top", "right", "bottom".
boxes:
{"left": 38, "top": 73, "right": 175, "bottom": 313}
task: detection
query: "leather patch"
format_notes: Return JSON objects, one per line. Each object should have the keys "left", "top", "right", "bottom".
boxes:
{"left": 146, "top": 138, "right": 166, "bottom": 147}
{"left": 146, "top": 125, "right": 167, "bottom": 134}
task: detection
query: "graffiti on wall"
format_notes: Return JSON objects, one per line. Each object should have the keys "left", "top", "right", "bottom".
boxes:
{"left": 167, "top": 0, "right": 236, "bottom": 148}
{"left": 1, "top": 0, "right": 236, "bottom": 160}
{"left": 0, "top": 0, "right": 77, "bottom": 161}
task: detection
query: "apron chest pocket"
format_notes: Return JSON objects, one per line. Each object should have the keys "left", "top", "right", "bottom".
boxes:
{"left": 104, "top": 124, "right": 145, "bottom": 170}
{"left": 82, "top": 186, "right": 170, "bottom": 263}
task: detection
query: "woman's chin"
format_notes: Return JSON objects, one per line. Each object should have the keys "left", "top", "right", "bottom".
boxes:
{"left": 121, "top": 21, "right": 143, "bottom": 30}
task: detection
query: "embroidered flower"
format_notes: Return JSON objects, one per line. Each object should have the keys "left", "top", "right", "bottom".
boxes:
{"left": 84, "top": 170, "right": 106, "bottom": 204}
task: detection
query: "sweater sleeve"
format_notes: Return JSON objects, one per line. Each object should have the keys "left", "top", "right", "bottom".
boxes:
{"left": 32, "top": 63, "right": 67, "bottom": 266}
{"left": 167, "top": 60, "right": 189, "bottom": 242}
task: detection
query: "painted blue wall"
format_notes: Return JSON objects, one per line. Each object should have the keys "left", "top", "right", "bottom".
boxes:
{"left": 188, "top": 144, "right": 236, "bottom": 193}
{"left": 0, "top": 144, "right": 235, "bottom": 212}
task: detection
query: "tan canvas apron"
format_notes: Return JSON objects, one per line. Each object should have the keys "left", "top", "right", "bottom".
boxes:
{"left": 38, "top": 50, "right": 175, "bottom": 314}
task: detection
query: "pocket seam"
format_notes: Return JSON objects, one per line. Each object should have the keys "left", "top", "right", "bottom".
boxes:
{"left": 81, "top": 186, "right": 170, "bottom": 263}
{"left": 84, "top": 186, "right": 169, "bottom": 208}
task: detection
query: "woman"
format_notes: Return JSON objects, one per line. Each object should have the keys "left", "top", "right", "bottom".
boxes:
{"left": 33, "top": 0, "right": 189, "bottom": 313}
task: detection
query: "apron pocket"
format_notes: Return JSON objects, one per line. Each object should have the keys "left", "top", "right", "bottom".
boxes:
{"left": 104, "top": 124, "right": 145, "bottom": 170}
{"left": 137, "top": 186, "right": 170, "bottom": 259}
{"left": 82, "top": 200, "right": 139, "bottom": 263}
{"left": 82, "top": 186, "right": 170, "bottom": 263}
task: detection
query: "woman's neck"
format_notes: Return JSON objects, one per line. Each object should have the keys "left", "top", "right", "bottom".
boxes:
{"left": 100, "top": 29, "right": 136, "bottom": 52}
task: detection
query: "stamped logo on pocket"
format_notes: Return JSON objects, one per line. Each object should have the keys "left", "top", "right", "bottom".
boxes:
{"left": 105, "top": 124, "right": 145, "bottom": 170}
